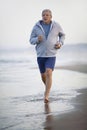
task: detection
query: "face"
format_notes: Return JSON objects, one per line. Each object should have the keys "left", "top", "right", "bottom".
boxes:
{"left": 42, "top": 11, "right": 52, "bottom": 24}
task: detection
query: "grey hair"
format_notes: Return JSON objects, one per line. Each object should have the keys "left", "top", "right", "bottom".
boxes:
{"left": 42, "top": 9, "right": 52, "bottom": 16}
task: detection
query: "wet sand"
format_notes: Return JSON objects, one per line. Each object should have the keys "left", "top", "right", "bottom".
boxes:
{"left": 44, "top": 89, "right": 87, "bottom": 130}
{"left": 55, "top": 63, "right": 87, "bottom": 73}
{"left": 0, "top": 63, "right": 87, "bottom": 130}
{"left": 44, "top": 63, "right": 87, "bottom": 130}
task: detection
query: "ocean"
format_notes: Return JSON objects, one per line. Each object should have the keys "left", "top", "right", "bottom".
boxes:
{"left": 0, "top": 43, "right": 87, "bottom": 130}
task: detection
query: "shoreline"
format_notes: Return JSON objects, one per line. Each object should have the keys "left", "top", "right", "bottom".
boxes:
{"left": 0, "top": 61, "right": 87, "bottom": 129}
{"left": 55, "top": 63, "right": 87, "bottom": 73}
{"left": 44, "top": 88, "right": 87, "bottom": 130}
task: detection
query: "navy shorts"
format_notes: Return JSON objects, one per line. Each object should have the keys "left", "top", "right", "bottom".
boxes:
{"left": 37, "top": 57, "right": 56, "bottom": 73}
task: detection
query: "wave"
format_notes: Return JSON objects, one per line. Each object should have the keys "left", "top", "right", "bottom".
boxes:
{"left": 0, "top": 59, "right": 30, "bottom": 64}
{"left": 11, "top": 90, "right": 78, "bottom": 104}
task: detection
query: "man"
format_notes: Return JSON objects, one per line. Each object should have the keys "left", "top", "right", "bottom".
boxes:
{"left": 29, "top": 9, "right": 65, "bottom": 103}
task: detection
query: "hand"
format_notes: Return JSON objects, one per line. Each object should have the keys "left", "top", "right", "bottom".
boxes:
{"left": 54, "top": 42, "right": 61, "bottom": 49}
{"left": 38, "top": 35, "right": 43, "bottom": 42}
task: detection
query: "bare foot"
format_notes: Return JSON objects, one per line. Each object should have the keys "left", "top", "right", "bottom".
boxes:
{"left": 44, "top": 99, "right": 49, "bottom": 103}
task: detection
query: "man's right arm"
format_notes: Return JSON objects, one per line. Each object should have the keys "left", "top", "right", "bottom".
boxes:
{"left": 29, "top": 29, "right": 39, "bottom": 45}
{"left": 29, "top": 29, "right": 43, "bottom": 45}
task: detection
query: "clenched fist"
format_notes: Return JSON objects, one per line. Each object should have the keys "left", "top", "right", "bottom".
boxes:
{"left": 38, "top": 35, "right": 43, "bottom": 42}
{"left": 54, "top": 42, "right": 61, "bottom": 49}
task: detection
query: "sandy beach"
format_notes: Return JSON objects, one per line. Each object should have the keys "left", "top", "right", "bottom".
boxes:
{"left": 0, "top": 44, "right": 87, "bottom": 130}
{"left": 0, "top": 63, "right": 87, "bottom": 130}
{"left": 44, "top": 88, "right": 87, "bottom": 130}
{"left": 53, "top": 64, "right": 87, "bottom": 130}
{"left": 43, "top": 63, "right": 87, "bottom": 130}
{"left": 55, "top": 63, "right": 87, "bottom": 73}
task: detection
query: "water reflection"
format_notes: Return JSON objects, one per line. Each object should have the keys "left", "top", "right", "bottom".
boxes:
{"left": 44, "top": 103, "right": 54, "bottom": 130}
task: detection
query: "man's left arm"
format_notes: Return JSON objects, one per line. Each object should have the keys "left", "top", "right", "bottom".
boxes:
{"left": 58, "top": 31, "right": 65, "bottom": 46}
{"left": 55, "top": 25, "right": 65, "bottom": 49}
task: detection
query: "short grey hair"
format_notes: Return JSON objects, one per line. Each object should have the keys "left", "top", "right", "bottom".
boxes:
{"left": 42, "top": 9, "right": 52, "bottom": 16}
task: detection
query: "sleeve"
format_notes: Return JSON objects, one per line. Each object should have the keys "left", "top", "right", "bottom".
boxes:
{"left": 58, "top": 24, "right": 65, "bottom": 45}
{"left": 29, "top": 27, "right": 39, "bottom": 45}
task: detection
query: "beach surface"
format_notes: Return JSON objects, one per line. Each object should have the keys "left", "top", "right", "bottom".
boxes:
{"left": 0, "top": 63, "right": 87, "bottom": 130}
{"left": 0, "top": 44, "right": 87, "bottom": 130}
{"left": 56, "top": 63, "right": 87, "bottom": 73}
{"left": 44, "top": 89, "right": 87, "bottom": 130}
{"left": 43, "top": 63, "right": 87, "bottom": 130}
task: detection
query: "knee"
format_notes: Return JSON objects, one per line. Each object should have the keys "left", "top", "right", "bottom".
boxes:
{"left": 41, "top": 73, "right": 46, "bottom": 80}
{"left": 46, "top": 69, "right": 52, "bottom": 77}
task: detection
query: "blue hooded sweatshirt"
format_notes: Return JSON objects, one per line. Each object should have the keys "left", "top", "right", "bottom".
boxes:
{"left": 29, "top": 20, "right": 65, "bottom": 57}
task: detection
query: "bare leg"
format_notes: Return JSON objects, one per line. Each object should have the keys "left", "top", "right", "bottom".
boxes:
{"left": 41, "top": 68, "right": 52, "bottom": 102}
{"left": 45, "top": 68, "right": 52, "bottom": 100}
{"left": 41, "top": 73, "right": 46, "bottom": 85}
